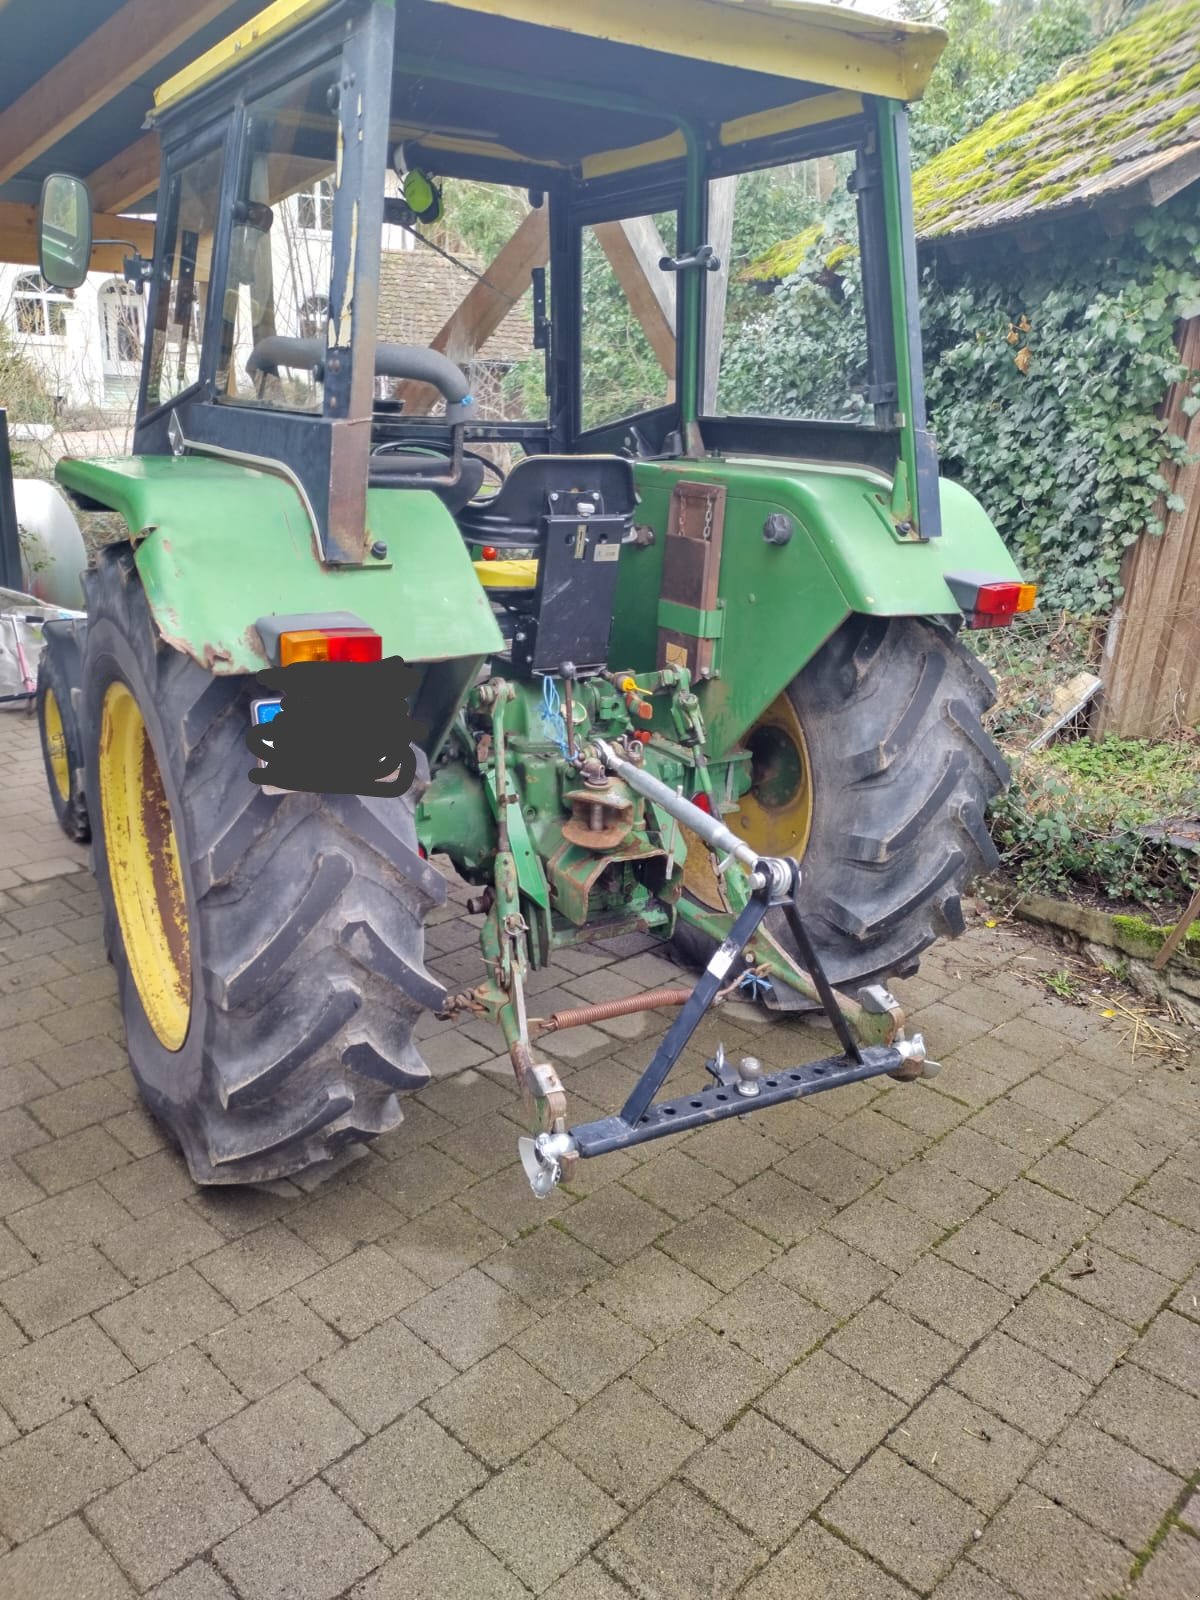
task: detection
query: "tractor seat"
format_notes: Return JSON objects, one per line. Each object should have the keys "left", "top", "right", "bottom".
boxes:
{"left": 368, "top": 451, "right": 485, "bottom": 514}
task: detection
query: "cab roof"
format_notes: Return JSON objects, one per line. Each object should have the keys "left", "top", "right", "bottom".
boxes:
{"left": 154, "top": 0, "right": 948, "bottom": 173}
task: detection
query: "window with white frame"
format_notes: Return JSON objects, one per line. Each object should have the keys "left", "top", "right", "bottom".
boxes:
{"left": 13, "top": 273, "right": 73, "bottom": 338}
{"left": 295, "top": 178, "right": 334, "bottom": 233}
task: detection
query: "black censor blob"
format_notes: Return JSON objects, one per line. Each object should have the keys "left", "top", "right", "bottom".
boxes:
{"left": 246, "top": 656, "right": 423, "bottom": 797}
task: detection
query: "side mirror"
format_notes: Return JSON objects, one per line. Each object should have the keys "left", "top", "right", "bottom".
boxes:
{"left": 38, "top": 173, "right": 92, "bottom": 290}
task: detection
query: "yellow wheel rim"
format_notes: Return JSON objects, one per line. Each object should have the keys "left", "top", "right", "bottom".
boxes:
{"left": 98, "top": 682, "right": 192, "bottom": 1051}
{"left": 43, "top": 688, "right": 70, "bottom": 804}
{"left": 682, "top": 690, "right": 814, "bottom": 907}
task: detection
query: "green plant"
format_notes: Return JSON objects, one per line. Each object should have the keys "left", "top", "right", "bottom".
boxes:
{"left": 1041, "top": 966, "right": 1084, "bottom": 998}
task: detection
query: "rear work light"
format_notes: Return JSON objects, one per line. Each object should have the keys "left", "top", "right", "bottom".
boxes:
{"left": 279, "top": 627, "right": 383, "bottom": 666}
{"left": 944, "top": 573, "right": 1037, "bottom": 630}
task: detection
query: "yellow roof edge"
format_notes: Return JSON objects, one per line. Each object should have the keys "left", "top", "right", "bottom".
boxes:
{"left": 153, "top": 0, "right": 337, "bottom": 118}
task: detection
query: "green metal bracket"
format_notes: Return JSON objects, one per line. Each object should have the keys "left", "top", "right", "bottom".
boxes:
{"left": 656, "top": 599, "right": 725, "bottom": 640}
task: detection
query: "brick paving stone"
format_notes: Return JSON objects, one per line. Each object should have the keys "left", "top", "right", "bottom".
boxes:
{"left": 195, "top": 1222, "right": 325, "bottom": 1313}
{"left": 427, "top": 1347, "right": 574, "bottom": 1468}
{"left": 1006, "top": 1072, "right": 1106, "bottom": 1131}
{"left": 978, "top": 1178, "right": 1097, "bottom": 1250}
{"left": 28, "top": 1078, "right": 131, "bottom": 1140}
{"left": 828, "top": 1192, "right": 945, "bottom": 1273}
{"left": 377, "top": 1199, "right": 505, "bottom": 1287}
{"left": 877, "top": 1080, "right": 972, "bottom": 1138}
{"left": 759, "top": 1349, "right": 908, "bottom": 1473}
{"left": 999, "top": 1283, "right": 1132, "bottom": 1384}
{"left": 16, "top": 1126, "right": 127, "bottom": 1195}
{"left": 895, "top": 1386, "right": 1039, "bottom": 1517}
{"left": 542, "top": 1557, "right": 634, "bottom": 1600}
{"left": 718, "top": 1168, "right": 836, "bottom": 1247}
{"left": 517, "top": 1293, "right": 650, "bottom": 1403}
{"left": 558, "top": 1183, "right": 671, "bottom": 1265}
{"left": 985, "top": 1018, "right": 1072, "bottom": 1064}
{"left": 327, "top": 1408, "right": 488, "bottom": 1550}
{"left": 0, "top": 1516, "right": 135, "bottom": 1600}
{"left": 937, "top": 1215, "right": 1065, "bottom": 1299}
{"left": 1027, "top": 1418, "right": 1181, "bottom": 1552}
{"left": 689, "top": 1117, "right": 792, "bottom": 1180}
{"left": 213, "top": 1478, "right": 386, "bottom": 1600}
{"left": 886, "top": 1255, "right": 1012, "bottom": 1348}
{"left": 100, "top": 1151, "right": 196, "bottom": 1220}
{"left": 292, "top": 1243, "right": 425, "bottom": 1337}
{"left": 207, "top": 1375, "right": 362, "bottom": 1506}
{"left": 202, "top": 1292, "right": 341, "bottom": 1401}
{"left": 972, "top": 1485, "right": 1128, "bottom": 1600}
{"left": 824, "top": 1446, "right": 980, "bottom": 1593}
{"left": 0, "top": 1061, "right": 54, "bottom": 1117}
{"left": 352, "top": 1517, "right": 532, "bottom": 1600}
{"left": 96, "top": 1266, "right": 233, "bottom": 1370}
{"left": 951, "top": 1332, "right": 1088, "bottom": 1442}
{"left": 826, "top": 1107, "right": 929, "bottom": 1173}
{"left": 1135, "top": 1528, "right": 1200, "bottom": 1600}
{"left": 740, "top": 1519, "right": 913, "bottom": 1600}
{"left": 1068, "top": 1109, "right": 1174, "bottom": 1181}
{"left": 148, "top": 1562, "right": 236, "bottom": 1600}
{"left": 0, "top": 1244, "right": 129, "bottom": 1337}
{"left": 310, "top": 1312, "right": 454, "bottom": 1440}
{"left": 0, "top": 1405, "right": 132, "bottom": 1540}
{"left": 966, "top": 1101, "right": 1068, "bottom": 1161}
{"left": 1138, "top": 1167, "right": 1200, "bottom": 1233}
{"left": 701, "top": 1269, "right": 835, "bottom": 1373}
{"left": 770, "top": 1228, "right": 897, "bottom": 1316}
{"left": 929, "top": 1567, "right": 1023, "bottom": 1600}
{"left": 1181, "top": 1489, "right": 1199, "bottom": 1532}
{"left": 479, "top": 1223, "right": 607, "bottom": 1307}
{"left": 598, "top": 1479, "right": 763, "bottom": 1600}
{"left": 91, "top": 1346, "right": 244, "bottom": 1467}
{"left": 399, "top": 1266, "right": 533, "bottom": 1370}
{"left": 274, "top": 1183, "right": 406, "bottom": 1261}
{"left": 1051, "top": 1244, "right": 1175, "bottom": 1326}
{"left": 880, "top": 1159, "right": 990, "bottom": 1231}
{"left": 826, "top": 1300, "right": 962, "bottom": 1404}
{"left": 777, "top": 1135, "right": 885, "bottom": 1207}
{"left": 464, "top": 1441, "right": 624, "bottom": 1592}
{"left": 684, "top": 1409, "right": 840, "bottom": 1549}
{"left": 186, "top": 1183, "right": 304, "bottom": 1242}
{"left": 633, "top": 1320, "right": 772, "bottom": 1435}
{"left": 1093, "top": 1202, "right": 1200, "bottom": 1280}
{"left": 587, "top": 1247, "right": 722, "bottom": 1341}
{"left": 0, "top": 1223, "right": 33, "bottom": 1281}
{"left": 105, "top": 1106, "right": 168, "bottom": 1160}
{"left": 1082, "top": 1362, "right": 1200, "bottom": 1475}
{"left": 928, "top": 1127, "right": 1028, "bottom": 1193}
{"left": 0, "top": 1316, "right": 133, "bottom": 1430}
{"left": 656, "top": 1207, "right": 781, "bottom": 1292}
{"left": 97, "top": 1201, "right": 225, "bottom": 1288}
{"left": 551, "top": 1376, "right": 703, "bottom": 1508}
{"left": 7, "top": 1182, "right": 133, "bottom": 1259}
{"left": 1171, "top": 1268, "right": 1200, "bottom": 1318}
{"left": 1128, "top": 1309, "right": 1200, "bottom": 1398}
{"left": 618, "top": 1148, "right": 735, "bottom": 1224}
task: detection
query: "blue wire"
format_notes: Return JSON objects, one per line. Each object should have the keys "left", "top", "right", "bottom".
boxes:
{"left": 540, "top": 675, "right": 569, "bottom": 756}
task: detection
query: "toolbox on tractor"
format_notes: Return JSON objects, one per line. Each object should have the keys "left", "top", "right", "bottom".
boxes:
{"left": 31, "top": 0, "right": 1031, "bottom": 1192}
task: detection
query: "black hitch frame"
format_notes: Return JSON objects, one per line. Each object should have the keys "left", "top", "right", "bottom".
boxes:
{"left": 568, "top": 857, "right": 908, "bottom": 1160}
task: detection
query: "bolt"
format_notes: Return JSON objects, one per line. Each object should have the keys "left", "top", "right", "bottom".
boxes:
{"left": 763, "top": 513, "right": 794, "bottom": 546}
{"left": 370, "top": 540, "right": 388, "bottom": 559}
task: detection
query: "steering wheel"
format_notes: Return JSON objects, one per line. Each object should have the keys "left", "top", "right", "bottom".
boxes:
{"left": 371, "top": 439, "right": 507, "bottom": 498}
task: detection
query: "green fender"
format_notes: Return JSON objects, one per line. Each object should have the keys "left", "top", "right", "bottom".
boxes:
{"left": 612, "top": 459, "right": 1023, "bottom": 755}
{"left": 55, "top": 453, "right": 502, "bottom": 672}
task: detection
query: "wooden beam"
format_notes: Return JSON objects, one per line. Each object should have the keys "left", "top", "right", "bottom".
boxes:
{"left": 702, "top": 176, "right": 738, "bottom": 413}
{"left": 0, "top": 0, "right": 236, "bottom": 187}
{"left": 393, "top": 205, "right": 550, "bottom": 415}
{"left": 593, "top": 215, "right": 676, "bottom": 376}
{"left": 0, "top": 202, "right": 154, "bottom": 272}
{"left": 87, "top": 133, "right": 161, "bottom": 216}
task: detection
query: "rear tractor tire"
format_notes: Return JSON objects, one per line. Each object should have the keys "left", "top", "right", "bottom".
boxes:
{"left": 676, "top": 615, "right": 1008, "bottom": 996}
{"left": 84, "top": 546, "right": 447, "bottom": 1184}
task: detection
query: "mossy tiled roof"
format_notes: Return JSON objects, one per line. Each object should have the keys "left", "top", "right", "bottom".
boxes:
{"left": 914, "top": 0, "right": 1200, "bottom": 239}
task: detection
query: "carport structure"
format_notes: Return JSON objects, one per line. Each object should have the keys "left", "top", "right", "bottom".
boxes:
{"left": 0, "top": 0, "right": 286, "bottom": 270}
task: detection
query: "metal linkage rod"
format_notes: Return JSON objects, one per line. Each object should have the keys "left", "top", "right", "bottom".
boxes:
{"left": 593, "top": 738, "right": 759, "bottom": 872}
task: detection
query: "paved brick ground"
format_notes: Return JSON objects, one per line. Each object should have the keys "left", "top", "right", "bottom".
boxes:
{"left": 0, "top": 705, "right": 1198, "bottom": 1600}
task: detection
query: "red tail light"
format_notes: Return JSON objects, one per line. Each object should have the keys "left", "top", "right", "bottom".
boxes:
{"left": 279, "top": 628, "right": 383, "bottom": 665}
{"left": 692, "top": 791, "right": 713, "bottom": 815}
{"left": 945, "top": 573, "right": 1037, "bottom": 630}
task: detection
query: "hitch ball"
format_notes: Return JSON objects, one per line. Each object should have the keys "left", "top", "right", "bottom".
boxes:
{"left": 735, "top": 1055, "right": 765, "bottom": 1097}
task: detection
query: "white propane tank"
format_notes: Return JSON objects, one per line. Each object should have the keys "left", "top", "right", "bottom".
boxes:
{"left": 12, "top": 479, "right": 87, "bottom": 610}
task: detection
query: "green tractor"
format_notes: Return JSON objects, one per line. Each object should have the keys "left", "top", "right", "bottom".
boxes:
{"left": 34, "top": 0, "right": 1033, "bottom": 1193}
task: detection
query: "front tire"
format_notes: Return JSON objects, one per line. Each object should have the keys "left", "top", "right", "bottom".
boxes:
{"left": 84, "top": 547, "right": 447, "bottom": 1184}
{"left": 677, "top": 615, "right": 1008, "bottom": 994}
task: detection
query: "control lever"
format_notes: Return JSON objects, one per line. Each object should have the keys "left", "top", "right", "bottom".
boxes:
{"left": 659, "top": 243, "right": 721, "bottom": 273}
